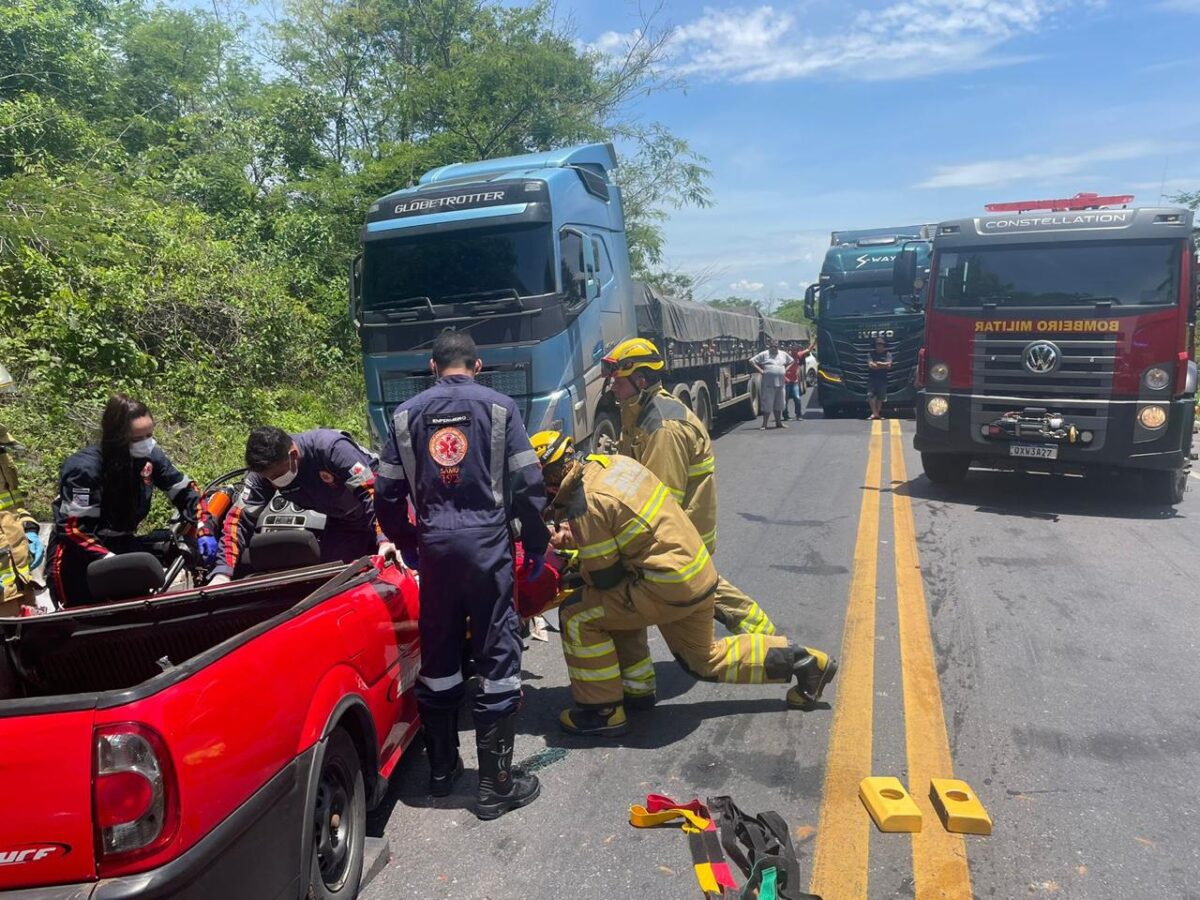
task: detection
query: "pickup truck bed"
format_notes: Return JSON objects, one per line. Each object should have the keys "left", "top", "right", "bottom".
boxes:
{"left": 0, "top": 558, "right": 421, "bottom": 899}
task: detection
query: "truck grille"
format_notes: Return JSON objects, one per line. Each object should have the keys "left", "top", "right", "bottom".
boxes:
{"left": 969, "top": 335, "right": 1118, "bottom": 448}
{"left": 829, "top": 330, "right": 922, "bottom": 393}
{"left": 380, "top": 367, "right": 532, "bottom": 421}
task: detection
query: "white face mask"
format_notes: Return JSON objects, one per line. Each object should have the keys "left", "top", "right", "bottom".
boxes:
{"left": 129, "top": 437, "right": 157, "bottom": 458}
{"left": 269, "top": 458, "right": 298, "bottom": 488}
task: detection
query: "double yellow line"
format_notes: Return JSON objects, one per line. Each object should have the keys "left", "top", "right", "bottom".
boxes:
{"left": 809, "top": 420, "right": 972, "bottom": 899}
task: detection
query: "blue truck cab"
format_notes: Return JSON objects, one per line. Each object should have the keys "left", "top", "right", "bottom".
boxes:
{"left": 351, "top": 143, "right": 636, "bottom": 446}
{"left": 804, "top": 226, "right": 932, "bottom": 417}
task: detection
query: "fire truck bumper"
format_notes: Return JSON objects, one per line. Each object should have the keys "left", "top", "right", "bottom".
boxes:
{"left": 913, "top": 392, "right": 1195, "bottom": 473}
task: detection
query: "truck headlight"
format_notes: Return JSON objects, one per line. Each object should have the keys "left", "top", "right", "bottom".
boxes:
{"left": 1143, "top": 367, "right": 1170, "bottom": 391}
{"left": 1138, "top": 405, "right": 1168, "bottom": 429}
{"left": 929, "top": 362, "right": 949, "bottom": 382}
{"left": 926, "top": 396, "right": 949, "bottom": 417}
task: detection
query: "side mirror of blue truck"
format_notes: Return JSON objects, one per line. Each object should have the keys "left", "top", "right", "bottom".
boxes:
{"left": 349, "top": 253, "right": 363, "bottom": 330}
{"left": 804, "top": 284, "right": 817, "bottom": 320}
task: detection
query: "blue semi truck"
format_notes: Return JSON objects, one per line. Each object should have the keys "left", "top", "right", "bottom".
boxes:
{"left": 805, "top": 226, "right": 932, "bottom": 417}
{"left": 351, "top": 143, "right": 808, "bottom": 445}
{"left": 350, "top": 143, "right": 637, "bottom": 448}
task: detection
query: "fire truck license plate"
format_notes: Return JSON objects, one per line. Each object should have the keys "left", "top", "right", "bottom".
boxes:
{"left": 1010, "top": 443, "right": 1058, "bottom": 460}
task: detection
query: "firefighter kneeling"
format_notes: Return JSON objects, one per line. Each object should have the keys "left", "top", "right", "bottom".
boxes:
{"left": 530, "top": 430, "right": 837, "bottom": 737}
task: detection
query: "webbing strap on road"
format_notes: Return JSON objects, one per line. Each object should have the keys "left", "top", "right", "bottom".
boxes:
{"left": 709, "top": 795, "right": 822, "bottom": 900}
{"left": 629, "top": 794, "right": 737, "bottom": 898}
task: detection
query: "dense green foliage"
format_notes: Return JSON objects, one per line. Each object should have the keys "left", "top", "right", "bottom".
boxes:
{"left": 0, "top": 0, "right": 708, "bottom": 517}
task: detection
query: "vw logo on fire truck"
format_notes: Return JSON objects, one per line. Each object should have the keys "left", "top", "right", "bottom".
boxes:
{"left": 1023, "top": 341, "right": 1061, "bottom": 374}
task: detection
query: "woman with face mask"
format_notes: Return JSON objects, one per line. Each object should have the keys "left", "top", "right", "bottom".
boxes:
{"left": 46, "top": 394, "right": 216, "bottom": 608}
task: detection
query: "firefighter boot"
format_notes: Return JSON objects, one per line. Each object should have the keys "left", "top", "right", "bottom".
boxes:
{"left": 475, "top": 715, "right": 540, "bottom": 821}
{"left": 786, "top": 646, "right": 838, "bottom": 709}
{"left": 423, "top": 709, "right": 463, "bottom": 798}
{"left": 559, "top": 705, "right": 629, "bottom": 737}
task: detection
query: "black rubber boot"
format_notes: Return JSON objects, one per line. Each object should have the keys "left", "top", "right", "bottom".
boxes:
{"left": 787, "top": 646, "right": 838, "bottom": 709}
{"left": 422, "top": 709, "right": 463, "bottom": 798}
{"left": 475, "top": 716, "right": 540, "bottom": 820}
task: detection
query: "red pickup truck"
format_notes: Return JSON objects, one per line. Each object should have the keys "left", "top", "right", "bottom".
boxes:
{"left": 0, "top": 537, "right": 420, "bottom": 900}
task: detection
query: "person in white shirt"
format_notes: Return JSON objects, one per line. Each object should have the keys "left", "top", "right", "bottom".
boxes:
{"left": 751, "top": 340, "right": 791, "bottom": 430}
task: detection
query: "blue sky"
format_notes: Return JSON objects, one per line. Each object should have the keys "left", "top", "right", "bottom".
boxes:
{"left": 545, "top": 0, "right": 1200, "bottom": 304}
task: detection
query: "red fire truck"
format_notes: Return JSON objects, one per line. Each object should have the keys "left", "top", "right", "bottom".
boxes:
{"left": 894, "top": 195, "right": 1198, "bottom": 504}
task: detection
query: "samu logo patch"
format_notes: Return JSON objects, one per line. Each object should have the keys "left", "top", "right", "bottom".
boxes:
{"left": 429, "top": 427, "right": 468, "bottom": 467}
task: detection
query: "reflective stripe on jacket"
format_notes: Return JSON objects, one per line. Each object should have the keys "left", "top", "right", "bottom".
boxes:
{"left": 551, "top": 453, "right": 717, "bottom": 607}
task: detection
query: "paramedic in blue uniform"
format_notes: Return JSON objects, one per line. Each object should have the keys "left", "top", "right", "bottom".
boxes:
{"left": 47, "top": 394, "right": 217, "bottom": 608}
{"left": 374, "top": 331, "right": 549, "bottom": 821}
{"left": 209, "top": 427, "right": 395, "bottom": 584}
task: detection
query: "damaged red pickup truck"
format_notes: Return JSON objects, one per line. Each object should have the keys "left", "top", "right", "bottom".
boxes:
{"left": 0, "top": 551, "right": 420, "bottom": 900}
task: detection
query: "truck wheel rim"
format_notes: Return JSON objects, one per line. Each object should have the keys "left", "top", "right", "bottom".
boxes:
{"left": 314, "top": 757, "right": 354, "bottom": 887}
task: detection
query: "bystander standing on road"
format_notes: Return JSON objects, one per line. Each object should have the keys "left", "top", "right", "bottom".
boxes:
{"left": 867, "top": 336, "right": 893, "bottom": 421}
{"left": 784, "top": 346, "right": 808, "bottom": 422}
{"left": 751, "top": 339, "right": 791, "bottom": 430}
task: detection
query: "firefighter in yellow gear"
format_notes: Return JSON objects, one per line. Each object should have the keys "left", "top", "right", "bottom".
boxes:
{"left": 0, "top": 420, "right": 42, "bottom": 615}
{"left": 531, "top": 430, "right": 837, "bottom": 737}
{"left": 602, "top": 337, "right": 776, "bottom": 636}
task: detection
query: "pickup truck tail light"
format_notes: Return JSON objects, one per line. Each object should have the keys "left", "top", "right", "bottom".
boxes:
{"left": 93, "top": 724, "right": 178, "bottom": 864}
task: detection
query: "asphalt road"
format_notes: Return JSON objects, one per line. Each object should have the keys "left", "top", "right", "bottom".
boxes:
{"left": 360, "top": 395, "right": 1200, "bottom": 900}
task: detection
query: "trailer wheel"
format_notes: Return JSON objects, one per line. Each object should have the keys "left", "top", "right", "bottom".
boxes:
{"left": 670, "top": 383, "right": 693, "bottom": 410}
{"left": 1144, "top": 466, "right": 1187, "bottom": 506}
{"left": 737, "top": 380, "right": 760, "bottom": 421}
{"left": 307, "top": 728, "right": 366, "bottom": 900}
{"left": 691, "top": 381, "right": 713, "bottom": 432}
{"left": 921, "top": 453, "right": 970, "bottom": 485}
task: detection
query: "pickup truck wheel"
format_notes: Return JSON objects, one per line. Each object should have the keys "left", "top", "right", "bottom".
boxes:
{"left": 308, "top": 728, "right": 366, "bottom": 900}
{"left": 1144, "top": 466, "right": 1187, "bottom": 505}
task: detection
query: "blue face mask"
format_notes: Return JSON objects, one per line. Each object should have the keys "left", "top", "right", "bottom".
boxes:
{"left": 129, "top": 437, "right": 157, "bottom": 459}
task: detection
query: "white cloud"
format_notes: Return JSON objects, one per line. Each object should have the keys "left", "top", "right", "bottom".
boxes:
{"left": 634, "top": 0, "right": 1081, "bottom": 83}
{"left": 777, "top": 281, "right": 790, "bottom": 289}
{"left": 1156, "top": 0, "right": 1200, "bottom": 10}
{"left": 916, "top": 140, "right": 1174, "bottom": 189}
{"left": 730, "top": 279, "right": 766, "bottom": 292}
{"left": 587, "top": 28, "right": 643, "bottom": 56}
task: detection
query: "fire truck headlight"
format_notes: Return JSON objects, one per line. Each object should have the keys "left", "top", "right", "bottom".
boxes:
{"left": 1138, "top": 405, "right": 1168, "bottom": 430}
{"left": 929, "top": 362, "right": 950, "bottom": 382}
{"left": 926, "top": 396, "right": 949, "bottom": 418}
{"left": 1143, "top": 367, "right": 1171, "bottom": 391}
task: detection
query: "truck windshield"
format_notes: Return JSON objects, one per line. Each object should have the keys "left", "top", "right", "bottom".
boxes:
{"left": 935, "top": 240, "right": 1180, "bottom": 309}
{"left": 362, "top": 223, "right": 555, "bottom": 308}
{"left": 822, "top": 283, "right": 915, "bottom": 318}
